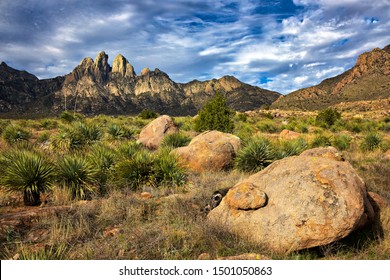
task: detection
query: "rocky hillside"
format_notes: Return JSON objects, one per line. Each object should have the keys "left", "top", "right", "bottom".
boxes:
{"left": 0, "top": 52, "right": 280, "bottom": 116}
{"left": 271, "top": 45, "right": 390, "bottom": 110}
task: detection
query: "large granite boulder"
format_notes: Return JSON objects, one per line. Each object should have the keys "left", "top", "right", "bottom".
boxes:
{"left": 172, "top": 130, "right": 241, "bottom": 173}
{"left": 138, "top": 115, "right": 178, "bottom": 149}
{"left": 207, "top": 147, "right": 375, "bottom": 252}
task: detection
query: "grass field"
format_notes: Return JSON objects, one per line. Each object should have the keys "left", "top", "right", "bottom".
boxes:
{"left": 0, "top": 109, "right": 389, "bottom": 260}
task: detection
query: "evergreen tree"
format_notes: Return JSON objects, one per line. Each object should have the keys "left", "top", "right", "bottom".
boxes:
{"left": 194, "top": 92, "right": 234, "bottom": 133}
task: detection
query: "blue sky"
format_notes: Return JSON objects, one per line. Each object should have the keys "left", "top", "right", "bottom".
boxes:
{"left": 0, "top": 0, "right": 389, "bottom": 94}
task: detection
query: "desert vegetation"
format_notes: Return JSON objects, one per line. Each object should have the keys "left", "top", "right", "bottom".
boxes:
{"left": 0, "top": 106, "right": 389, "bottom": 260}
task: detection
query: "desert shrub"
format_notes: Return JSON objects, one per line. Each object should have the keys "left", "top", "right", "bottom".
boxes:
{"left": 235, "top": 137, "right": 275, "bottom": 173}
{"left": 114, "top": 149, "right": 154, "bottom": 190}
{"left": 194, "top": 92, "right": 234, "bottom": 133}
{"left": 88, "top": 145, "right": 118, "bottom": 194}
{"left": 260, "top": 112, "right": 274, "bottom": 119}
{"left": 257, "top": 120, "right": 278, "bottom": 133}
{"left": 2, "top": 124, "right": 31, "bottom": 144}
{"left": 59, "top": 110, "right": 83, "bottom": 123}
{"left": 40, "top": 118, "right": 58, "bottom": 129}
{"left": 332, "top": 134, "right": 352, "bottom": 151}
{"left": 0, "top": 150, "right": 54, "bottom": 206}
{"left": 236, "top": 113, "right": 248, "bottom": 122}
{"left": 138, "top": 109, "right": 158, "bottom": 119}
{"left": 107, "top": 124, "right": 133, "bottom": 140}
{"left": 276, "top": 138, "right": 308, "bottom": 159}
{"left": 56, "top": 155, "right": 98, "bottom": 200}
{"left": 316, "top": 108, "right": 341, "bottom": 128}
{"left": 359, "top": 133, "right": 382, "bottom": 151}
{"left": 161, "top": 133, "right": 191, "bottom": 149}
{"left": 75, "top": 122, "right": 102, "bottom": 144}
{"left": 378, "top": 122, "right": 390, "bottom": 132}
{"left": 36, "top": 132, "right": 50, "bottom": 143}
{"left": 152, "top": 148, "right": 186, "bottom": 187}
{"left": 117, "top": 141, "right": 143, "bottom": 159}
{"left": 0, "top": 119, "right": 11, "bottom": 134}
{"left": 310, "top": 134, "right": 333, "bottom": 148}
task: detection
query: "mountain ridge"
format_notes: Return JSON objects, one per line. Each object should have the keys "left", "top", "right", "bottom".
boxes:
{"left": 0, "top": 52, "right": 280, "bottom": 117}
{"left": 271, "top": 44, "right": 390, "bottom": 110}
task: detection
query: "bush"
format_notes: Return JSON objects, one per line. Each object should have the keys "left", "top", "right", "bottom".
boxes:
{"left": 316, "top": 108, "right": 341, "bottom": 128}
{"left": 56, "top": 155, "right": 98, "bottom": 200}
{"left": 161, "top": 133, "right": 191, "bottom": 149}
{"left": 235, "top": 137, "right": 275, "bottom": 173}
{"left": 138, "top": 109, "right": 158, "bottom": 119}
{"left": 152, "top": 149, "right": 186, "bottom": 187}
{"left": 59, "top": 111, "right": 83, "bottom": 123}
{"left": 2, "top": 124, "right": 31, "bottom": 144}
{"left": 107, "top": 124, "right": 133, "bottom": 140}
{"left": 0, "top": 150, "right": 54, "bottom": 206}
{"left": 332, "top": 134, "right": 352, "bottom": 151}
{"left": 311, "top": 134, "right": 333, "bottom": 148}
{"left": 360, "top": 133, "right": 382, "bottom": 151}
{"left": 194, "top": 92, "right": 234, "bottom": 133}
{"left": 276, "top": 138, "right": 308, "bottom": 159}
{"left": 257, "top": 120, "right": 278, "bottom": 133}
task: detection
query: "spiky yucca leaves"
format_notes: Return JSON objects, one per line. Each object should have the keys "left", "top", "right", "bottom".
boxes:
{"left": 88, "top": 145, "right": 118, "bottom": 194}
{"left": 276, "top": 138, "right": 308, "bottom": 159}
{"left": 152, "top": 148, "right": 186, "bottom": 187}
{"left": 117, "top": 141, "right": 143, "bottom": 159}
{"left": 0, "top": 150, "right": 54, "bottom": 206}
{"left": 310, "top": 134, "right": 333, "bottom": 148}
{"left": 360, "top": 132, "right": 383, "bottom": 151}
{"left": 161, "top": 133, "right": 191, "bottom": 149}
{"left": 75, "top": 122, "right": 102, "bottom": 144}
{"left": 114, "top": 149, "right": 154, "bottom": 190}
{"left": 56, "top": 155, "right": 98, "bottom": 200}
{"left": 235, "top": 137, "right": 275, "bottom": 173}
{"left": 107, "top": 124, "right": 133, "bottom": 140}
{"left": 332, "top": 134, "right": 352, "bottom": 151}
{"left": 2, "top": 124, "right": 31, "bottom": 144}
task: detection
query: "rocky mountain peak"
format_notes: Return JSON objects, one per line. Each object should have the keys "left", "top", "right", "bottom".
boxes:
{"left": 112, "top": 54, "right": 136, "bottom": 78}
{"left": 93, "top": 51, "right": 110, "bottom": 83}
{"left": 140, "top": 67, "right": 150, "bottom": 76}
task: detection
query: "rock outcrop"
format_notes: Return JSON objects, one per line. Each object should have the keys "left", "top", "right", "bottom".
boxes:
{"left": 138, "top": 115, "right": 178, "bottom": 149}
{"left": 0, "top": 52, "right": 281, "bottom": 117}
{"left": 279, "top": 129, "right": 301, "bottom": 140}
{"left": 207, "top": 147, "right": 375, "bottom": 252}
{"left": 172, "top": 130, "right": 241, "bottom": 173}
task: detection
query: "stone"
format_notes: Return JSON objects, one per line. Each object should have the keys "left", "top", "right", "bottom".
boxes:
{"left": 207, "top": 147, "right": 374, "bottom": 253}
{"left": 279, "top": 129, "right": 301, "bottom": 140}
{"left": 140, "top": 192, "right": 152, "bottom": 200}
{"left": 217, "top": 253, "right": 271, "bottom": 260}
{"left": 385, "top": 149, "right": 390, "bottom": 160}
{"left": 112, "top": 54, "right": 136, "bottom": 78}
{"left": 138, "top": 115, "right": 178, "bottom": 149}
{"left": 140, "top": 67, "right": 150, "bottom": 76}
{"left": 172, "top": 130, "right": 241, "bottom": 173}
{"left": 367, "top": 192, "right": 388, "bottom": 212}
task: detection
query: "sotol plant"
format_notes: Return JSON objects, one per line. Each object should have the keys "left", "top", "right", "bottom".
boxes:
{"left": 360, "top": 132, "right": 382, "bottom": 151}
{"left": 0, "top": 150, "right": 54, "bottom": 206}
{"left": 235, "top": 137, "right": 275, "bottom": 173}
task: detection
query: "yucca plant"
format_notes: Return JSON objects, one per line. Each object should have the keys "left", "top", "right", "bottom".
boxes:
{"left": 235, "top": 137, "right": 275, "bottom": 173}
{"left": 152, "top": 148, "right": 186, "bottom": 187}
{"left": 276, "top": 138, "right": 308, "bottom": 159}
{"left": 88, "top": 144, "right": 117, "bottom": 193}
{"left": 114, "top": 149, "right": 154, "bottom": 190}
{"left": 75, "top": 122, "right": 102, "bottom": 144}
{"left": 107, "top": 124, "right": 133, "bottom": 140}
{"left": 360, "top": 132, "right": 382, "bottom": 151}
{"left": 161, "top": 133, "right": 191, "bottom": 149}
{"left": 117, "top": 141, "right": 143, "bottom": 159}
{"left": 56, "top": 155, "right": 98, "bottom": 200}
{"left": 310, "top": 134, "right": 333, "bottom": 148}
{"left": 0, "top": 150, "right": 54, "bottom": 206}
{"left": 332, "top": 134, "right": 352, "bottom": 151}
{"left": 2, "top": 124, "right": 31, "bottom": 144}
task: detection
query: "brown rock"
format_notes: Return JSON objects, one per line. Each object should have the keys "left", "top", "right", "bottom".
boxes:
{"left": 198, "top": 253, "right": 211, "bottom": 260}
{"left": 385, "top": 149, "right": 390, "bottom": 160}
{"left": 279, "top": 129, "right": 301, "bottom": 140}
{"left": 367, "top": 192, "right": 388, "bottom": 212}
{"left": 225, "top": 182, "right": 267, "bottom": 210}
{"left": 138, "top": 115, "right": 178, "bottom": 149}
{"left": 172, "top": 130, "right": 241, "bottom": 173}
{"left": 207, "top": 147, "right": 374, "bottom": 253}
{"left": 140, "top": 192, "right": 153, "bottom": 200}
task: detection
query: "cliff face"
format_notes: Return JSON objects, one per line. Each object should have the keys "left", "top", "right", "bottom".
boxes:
{"left": 271, "top": 45, "right": 390, "bottom": 110}
{"left": 0, "top": 51, "right": 281, "bottom": 116}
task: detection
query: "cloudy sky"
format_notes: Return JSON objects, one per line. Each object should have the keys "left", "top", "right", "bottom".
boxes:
{"left": 0, "top": 0, "right": 389, "bottom": 94}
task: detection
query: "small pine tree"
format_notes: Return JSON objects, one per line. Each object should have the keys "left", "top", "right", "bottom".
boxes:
{"left": 194, "top": 92, "right": 234, "bottom": 133}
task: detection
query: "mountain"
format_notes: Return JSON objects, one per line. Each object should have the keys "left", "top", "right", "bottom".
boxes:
{"left": 271, "top": 45, "right": 390, "bottom": 110}
{"left": 0, "top": 52, "right": 281, "bottom": 117}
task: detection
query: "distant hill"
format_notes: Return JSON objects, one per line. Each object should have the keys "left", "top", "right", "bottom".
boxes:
{"left": 0, "top": 52, "right": 280, "bottom": 117}
{"left": 271, "top": 45, "right": 390, "bottom": 111}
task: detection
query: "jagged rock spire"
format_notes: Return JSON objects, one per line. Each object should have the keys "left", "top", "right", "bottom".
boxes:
{"left": 112, "top": 54, "right": 136, "bottom": 78}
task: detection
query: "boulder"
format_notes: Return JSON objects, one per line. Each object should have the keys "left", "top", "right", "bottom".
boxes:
{"left": 385, "top": 149, "right": 390, "bottom": 160}
{"left": 207, "top": 147, "right": 374, "bottom": 252}
{"left": 172, "top": 131, "right": 241, "bottom": 173}
{"left": 138, "top": 115, "right": 178, "bottom": 149}
{"left": 279, "top": 129, "right": 301, "bottom": 140}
